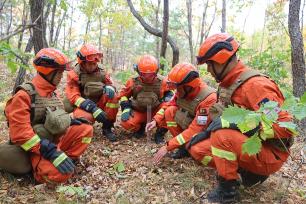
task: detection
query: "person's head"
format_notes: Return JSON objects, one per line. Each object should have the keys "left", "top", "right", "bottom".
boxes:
{"left": 167, "top": 63, "right": 201, "bottom": 98}
{"left": 77, "top": 44, "right": 103, "bottom": 73}
{"left": 134, "top": 55, "right": 159, "bottom": 84}
{"left": 33, "top": 48, "right": 72, "bottom": 86}
{"left": 197, "top": 33, "right": 239, "bottom": 82}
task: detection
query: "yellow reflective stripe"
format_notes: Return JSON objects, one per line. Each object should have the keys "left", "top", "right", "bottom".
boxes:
{"left": 52, "top": 153, "right": 67, "bottom": 167}
{"left": 221, "top": 118, "right": 230, "bottom": 128}
{"left": 106, "top": 102, "right": 119, "bottom": 108}
{"left": 262, "top": 122, "right": 274, "bottom": 139}
{"left": 212, "top": 146, "right": 237, "bottom": 161}
{"left": 157, "top": 108, "right": 165, "bottom": 115}
{"left": 122, "top": 108, "right": 131, "bottom": 114}
{"left": 166, "top": 121, "right": 177, "bottom": 127}
{"left": 21, "top": 134, "right": 41, "bottom": 151}
{"left": 75, "top": 97, "right": 85, "bottom": 107}
{"left": 119, "top": 96, "right": 128, "bottom": 103}
{"left": 201, "top": 156, "right": 212, "bottom": 166}
{"left": 82, "top": 137, "right": 92, "bottom": 144}
{"left": 176, "top": 134, "right": 186, "bottom": 145}
{"left": 93, "top": 108, "right": 103, "bottom": 118}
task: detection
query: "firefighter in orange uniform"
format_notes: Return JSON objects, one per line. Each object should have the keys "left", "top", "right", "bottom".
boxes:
{"left": 194, "top": 33, "right": 294, "bottom": 203}
{"left": 65, "top": 44, "right": 119, "bottom": 142}
{"left": 1, "top": 48, "right": 93, "bottom": 183}
{"left": 147, "top": 63, "right": 217, "bottom": 167}
{"left": 118, "top": 55, "right": 172, "bottom": 143}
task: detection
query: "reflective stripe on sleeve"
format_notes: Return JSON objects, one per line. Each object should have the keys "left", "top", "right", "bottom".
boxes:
{"left": 75, "top": 97, "right": 85, "bottom": 107}
{"left": 176, "top": 134, "right": 186, "bottom": 145}
{"left": 21, "top": 134, "right": 41, "bottom": 151}
{"left": 82, "top": 137, "right": 92, "bottom": 144}
{"left": 106, "top": 102, "right": 119, "bottom": 109}
{"left": 201, "top": 156, "right": 212, "bottom": 166}
{"left": 119, "top": 96, "right": 128, "bottom": 103}
{"left": 166, "top": 121, "right": 177, "bottom": 127}
{"left": 157, "top": 108, "right": 165, "bottom": 115}
{"left": 211, "top": 146, "right": 237, "bottom": 161}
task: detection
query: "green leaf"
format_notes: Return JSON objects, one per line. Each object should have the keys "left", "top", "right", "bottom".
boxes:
{"left": 113, "top": 161, "right": 125, "bottom": 173}
{"left": 237, "top": 112, "right": 261, "bottom": 133}
{"left": 300, "top": 92, "right": 306, "bottom": 104}
{"left": 60, "top": 0, "right": 68, "bottom": 11}
{"left": 7, "top": 60, "right": 18, "bottom": 73}
{"left": 56, "top": 186, "right": 86, "bottom": 197}
{"left": 291, "top": 105, "right": 306, "bottom": 120}
{"left": 278, "top": 121, "right": 298, "bottom": 135}
{"left": 242, "top": 135, "right": 262, "bottom": 155}
{"left": 260, "top": 114, "right": 274, "bottom": 140}
{"left": 222, "top": 106, "right": 253, "bottom": 124}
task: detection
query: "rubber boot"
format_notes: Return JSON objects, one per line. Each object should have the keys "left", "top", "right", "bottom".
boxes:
{"left": 170, "top": 146, "right": 190, "bottom": 159}
{"left": 207, "top": 176, "right": 240, "bottom": 204}
{"left": 238, "top": 168, "right": 269, "bottom": 187}
{"left": 133, "top": 125, "right": 145, "bottom": 139}
{"left": 102, "top": 120, "right": 117, "bottom": 142}
{"left": 152, "top": 127, "right": 167, "bottom": 144}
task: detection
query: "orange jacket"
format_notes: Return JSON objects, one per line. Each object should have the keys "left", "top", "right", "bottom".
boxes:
{"left": 5, "top": 74, "right": 59, "bottom": 154}
{"left": 162, "top": 81, "right": 217, "bottom": 151}
{"left": 220, "top": 61, "right": 293, "bottom": 139}
{"left": 65, "top": 66, "right": 113, "bottom": 105}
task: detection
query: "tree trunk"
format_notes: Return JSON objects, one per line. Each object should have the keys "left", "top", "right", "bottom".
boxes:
{"left": 68, "top": 3, "right": 74, "bottom": 50}
{"left": 301, "top": 0, "right": 305, "bottom": 31}
{"left": 18, "top": 0, "right": 28, "bottom": 49}
{"left": 160, "top": 0, "right": 169, "bottom": 62}
{"left": 186, "top": 0, "right": 194, "bottom": 64}
{"left": 30, "top": 0, "right": 48, "bottom": 54}
{"left": 127, "top": 0, "right": 179, "bottom": 66}
{"left": 221, "top": 0, "right": 226, "bottom": 33}
{"left": 199, "top": 0, "right": 208, "bottom": 44}
{"left": 155, "top": 0, "right": 161, "bottom": 59}
{"left": 6, "top": 3, "right": 13, "bottom": 43}
{"left": 204, "top": 2, "right": 217, "bottom": 39}
{"left": 49, "top": 0, "right": 57, "bottom": 46}
{"left": 84, "top": 18, "right": 91, "bottom": 43}
{"left": 13, "top": 36, "right": 33, "bottom": 93}
{"left": 288, "top": 0, "right": 305, "bottom": 98}
{"left": 99, "top": 15, "right": 102, "bottom": 50}
{"left": 0, "top": 0, "right": 7, "bottom": 14}
{"left": 54, "top": 10, "right": 67, "bottom": 46}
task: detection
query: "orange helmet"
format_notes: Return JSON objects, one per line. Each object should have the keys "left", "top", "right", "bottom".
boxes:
{"left": 197, "top": 33, "right": 239, "bottom": 65}
{"left": 167, "top": 63, "right": 200, "bottom": 89}
{"left": 135, "top": 55, "right": 159, "bottom": 74}
{"left": 77, "top": 44, "right": 103, "bottom": 64}
{"left": 33, "top": 48, "right": 72, "bottom": 75}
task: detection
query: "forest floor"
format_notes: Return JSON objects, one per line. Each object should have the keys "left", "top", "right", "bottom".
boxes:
{"left": 0, "top": 66, "right": 305, "bottom": 204}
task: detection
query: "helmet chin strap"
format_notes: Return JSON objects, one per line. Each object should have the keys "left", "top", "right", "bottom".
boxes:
{"left": 39, "top": 71, "right": 57, "bottom": 86}
{"left": 212, "top": 55, "right": 234, "bottom": 82}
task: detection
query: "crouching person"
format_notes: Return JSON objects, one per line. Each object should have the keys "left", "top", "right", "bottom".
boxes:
{"left": 0, "top": 48, "right": 93, "bottom": 183}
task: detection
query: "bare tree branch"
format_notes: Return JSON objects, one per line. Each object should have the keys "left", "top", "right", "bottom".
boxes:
{"left": 0, "top": 21, "right": 38, "bottom": 42}
{"left": 0, "top": 0, "right": 7, "bottom": 14}
{"left": 127, "top": 0, "right": 179, "bottom": 66}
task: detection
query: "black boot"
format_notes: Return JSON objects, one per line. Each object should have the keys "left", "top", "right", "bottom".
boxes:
{"left": 153, "top": 127, "right": 167, "bottom": 144}
{"left": 133, "top": 125, "right": 145, "bottom": 139}
{"left": 170, "top": 146, "right": 190, "bottom": 159}
{"left": 238, "top": 168, "right": 269, "bottom": 187}
{"left": 102, "top": 120, "right": 117, "bottom": 142}
{"left": 207, "top": 176, "right": 240, "bottom": 204}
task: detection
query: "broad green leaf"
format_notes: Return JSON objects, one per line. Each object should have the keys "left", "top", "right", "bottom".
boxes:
{"left": 222, "top": 106, "right": 253, "bottom": 124}
{"left": 56, "top": 186, "right": 86, "bottom": 197}
{"left": 281, "top": 96, "right": 297, "bottom": 111}
{"left": 7, "top": 60, "right": 18, "bottom": 73}
{"left": 291, "top": 105, "right": 306, "bottom": 120}
{"left": 260, "top": 114, "right": 274, "bottom": 140}
{"left": 278, "top": 121, "right": 298, "bottom": 135}
{"left": 242, "top": 135, "right": 262, "bottom": 155}
{"left": 114, "top": 161, "right": 125, "bottom": 173}
{"left": 237, "top": 112, "right": 261, "bottom": 133}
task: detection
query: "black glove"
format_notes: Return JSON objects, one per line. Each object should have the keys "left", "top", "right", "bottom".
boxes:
{"left": 206, "top": 117, "right": 239, "bottom": 132}
{"left": 40, "top": 139, "right": 75, "bottom": 174}
{"left": 162, "top": 90, "right": 174, "bottom": 102}
{"left": 92, "top": 107, "right": 108, "bottom": 123}
{"left": 187, "top": 131, "right": 210, "bottom": 149}
{"left": 79, "top": 99, "right": 97, "bottom": 113}
{"left": 119, "top": 100, "right": 131, "bottom": 111}
{"left": 70, "top": 117, "right": 90, "bottom": 126}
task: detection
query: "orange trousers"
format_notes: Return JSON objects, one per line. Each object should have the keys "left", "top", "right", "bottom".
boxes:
{"left": 31, "top": 123, "right": 93, "bottom": 183}
{"left": 73, "top": 95, "right": 119, "bottom": 124}
{"left": 210, "top": 129, "right": 289, "bottom": 180}
{"left": 120, "top": 105, "right": 164, "bottom": 133}
{"left": 164, "top": 106, "right": 215, "bottom": 167}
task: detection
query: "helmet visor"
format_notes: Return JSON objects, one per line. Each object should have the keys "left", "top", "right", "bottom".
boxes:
{"left": 139, "top": 72, "right": 157, "bottom": 81}
{"left": 86, "top": 53, "right": 102, "bottom": 62}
